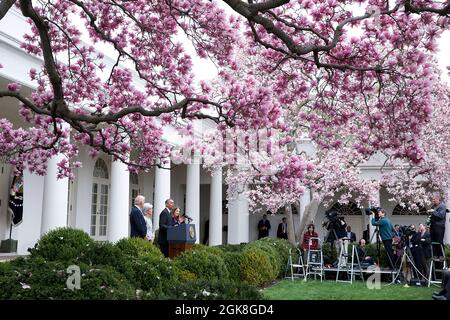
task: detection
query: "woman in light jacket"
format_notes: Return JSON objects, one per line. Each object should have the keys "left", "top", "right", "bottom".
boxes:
{"left": 143, "top": 202, "right": 154, "bottom": 242}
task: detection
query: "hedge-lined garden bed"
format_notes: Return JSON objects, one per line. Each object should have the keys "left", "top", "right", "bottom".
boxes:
{"left": 0, "top": 228, "right": 298, "bottom": 300}
{"left": 2, "top": 228, "right": 448, "bottom": 300}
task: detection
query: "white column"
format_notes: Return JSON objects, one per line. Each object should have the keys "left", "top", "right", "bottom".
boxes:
{"left": 73, "top": 146, "right": 93, "bottom": 234}
{"left": 227, "top": 189, "right": 249, "bottom": 244}
{"left": 186, "top": 161, "right": 200, "bottom": 243}
{"left": 13, "top": 171, "right": 45, "bottom": 255}
{"left": 445, "top": 189, "right": 450, "bottom": 245}
{"left": 369, "top": 190, "right": 380, "bottom": 244}
{"left": 209, "top": 169, "right": 222, "bottom": 246}
{"left": 41, "top": 155, "right": 69, "bottom": 235}
{"left": 154, "top": 158, "right": 171, "bottom": 231}
{"left": 108, "top": 160, "right": 130, "bottom": 242}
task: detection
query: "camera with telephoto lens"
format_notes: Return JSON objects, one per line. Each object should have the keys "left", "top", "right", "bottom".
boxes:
{"left": 365, "top": 206, "right": 381, "bottom": 221}
{"left": 400, "top": 225, "right": 416, "bottom": 237}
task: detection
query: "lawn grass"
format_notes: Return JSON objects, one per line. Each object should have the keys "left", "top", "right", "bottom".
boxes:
{"left": 262, "top": 280, "right": 436, "bottom": 300}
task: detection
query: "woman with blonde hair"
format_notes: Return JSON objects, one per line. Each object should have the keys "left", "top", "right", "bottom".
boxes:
{"left": 142, "top": 203, "right": 154, "bottom": 242}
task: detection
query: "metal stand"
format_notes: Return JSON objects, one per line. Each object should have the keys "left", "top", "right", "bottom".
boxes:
{"left": 428, "top": 242, "right": 448, "bottom": 287}
{"left": 336, "top": 242, "right": 364, "bottom": 284}
{"left": 284, "top": 248, "right": 305, "bottom": 281}
{"left": 369, "top": 226, "right": 383, "bottom": 266}
{"left": 304, "top": 237, "right": 323, "bottom": 282}
{"left": 389, "top": 244, "right": 430, "bottom": 286}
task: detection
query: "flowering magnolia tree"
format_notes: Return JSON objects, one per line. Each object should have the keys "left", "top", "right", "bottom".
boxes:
{"left": 0, "top": 0, "right": 449, "bottom": 221}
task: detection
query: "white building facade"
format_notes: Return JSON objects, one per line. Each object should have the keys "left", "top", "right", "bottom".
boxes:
{"left": 1, "top": 9, "right": 449, "bottom": 255}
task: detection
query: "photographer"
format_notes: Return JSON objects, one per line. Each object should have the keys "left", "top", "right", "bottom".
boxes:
{"left": 427, "top": 193, "right": 447, "bottom": 245}
{"left": 324, "top": 210, "right": 348, "bottom": 266}
{"left": 370, "top": 208, "right": 395, "bottom": 269}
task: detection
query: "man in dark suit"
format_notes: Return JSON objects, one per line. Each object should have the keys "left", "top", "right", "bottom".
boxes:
{"left": 158, "top": 198, "right": 174, "bottom": 257}
{"left": 346, "top": 225, "right": 357, "bottom": 243}
{"left": 130, "top": 195, "right": 147, "bottom": 239}
{"left": 277, "top": 217, "right": 288, "bottom": 239}
{"left": 257, "top": 214, "right": 271, "bottom": 239}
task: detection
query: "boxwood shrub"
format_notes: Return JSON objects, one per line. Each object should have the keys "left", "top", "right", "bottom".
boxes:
{"left": 163, "top": 279, "right": 263, "bottom": 300}
{"left": 222, "top": 251, "right": 242, "bottom": 282}
{"left": 29, "top": 227, "right": 94, "bottom": 262}
{"left": 173, "top": 249, "right": 229, "bottom": 281}
{"left": 240, "top": 246, "right": 277, "bottom": 286}
{"left": 0, "top": 257, "right": 135, "bottom": 300}
{"left": 252, "top": 238, "right": 298, "bottom": 277}
{"left": 115, "top": 237, "right": 163, "bottom": 259}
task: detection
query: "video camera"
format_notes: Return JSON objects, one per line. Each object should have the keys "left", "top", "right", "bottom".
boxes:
{"left": 322, "top": 210, "right": 346, "bottom": 228}
{"left": 399, "top": 225, "right": 416, "bottom": 237}
{"left": 365, "top": 206, "right": 381, "bottom": 221}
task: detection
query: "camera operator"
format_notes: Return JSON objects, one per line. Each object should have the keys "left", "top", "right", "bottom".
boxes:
{"left": 427, "top": 193, "right": 447, "bottom": 258}
{"left": 324, "top": 210, "right": 348, "bottom": 266}
{"left": 370, "top": 208, "right": 395, "bottom": 269}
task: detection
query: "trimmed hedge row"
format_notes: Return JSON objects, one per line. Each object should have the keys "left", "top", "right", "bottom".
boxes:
{"left": 5, "top": 228, "right": 391, "bottom": 299}
{"left": 1, "top": 228, "right": 270, "bottom": 299}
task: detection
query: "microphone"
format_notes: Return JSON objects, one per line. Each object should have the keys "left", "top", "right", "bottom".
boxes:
{"left": 183, "top": 214, "right": 193, "bottom": 222}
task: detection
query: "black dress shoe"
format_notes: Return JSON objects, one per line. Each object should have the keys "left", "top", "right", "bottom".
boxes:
{"left": 432, "top": 294, "right": 447, "bottom": 300}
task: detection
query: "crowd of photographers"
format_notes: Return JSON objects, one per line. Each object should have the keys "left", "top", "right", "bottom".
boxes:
{"left": 318, "top": 193, "right": 449, "bottom": 299}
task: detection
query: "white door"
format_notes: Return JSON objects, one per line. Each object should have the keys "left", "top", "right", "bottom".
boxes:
{"left": 91, "top": 159, "right": 110, "bottom": 241}
{"left": 90, "top": 181, "right": 109, "bottom": 241}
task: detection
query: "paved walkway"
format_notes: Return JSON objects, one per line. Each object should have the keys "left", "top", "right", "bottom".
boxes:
{"left": 0, "top": 253, "right": 22, "bottom": 262}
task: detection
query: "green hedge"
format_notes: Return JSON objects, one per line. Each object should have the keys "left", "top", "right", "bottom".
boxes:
{"left": 0, "top": 257, "right": 135, "bottom": 300}
{"left": 217, "top": 243, "right": 246, "bottom": 252}
{"left": 0, "top": 228, "right": 314, "bottom": 299}
{"left": 223, "top": 251, "right": 242, "bottom": 282}
{"left": 252, "top": 238, "right": 298, "bottom": 277}
{"left": 173, "top": 249, "right": 229, "bottom": 281}
{"left": 240, "top": 246, "right": 278, "bottom": 286}
{"left": 29, "top": 227, "right": 95, "bottom": 262}
{"left": 115, "top": 237, "right": 163, "bottom": 259}
{"left": 163, "top": 279, "right": 263, "bottom": 300}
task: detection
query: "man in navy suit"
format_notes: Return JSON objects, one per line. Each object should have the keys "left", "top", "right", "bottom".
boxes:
{"left": 346, "top": 225, "right": 357, "bottom": 243}
{"left": 130, "top": 195, "right": 147, "bottom": 239}
{"left": 158, "top": 198, "right": 175, "bottom": 257}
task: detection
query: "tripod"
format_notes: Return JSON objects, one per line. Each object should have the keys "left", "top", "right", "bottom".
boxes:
{"left": 370, "top": 226, "right": 397, "bottom": 270}
{"left": 389, "top": 241, "right": 430, "bottom": 286}
{"left": 369, "top": 226, "right": 382, "bottom": 266}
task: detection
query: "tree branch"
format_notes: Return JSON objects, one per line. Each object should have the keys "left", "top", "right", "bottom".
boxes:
{"left": 0, "top": 90, "right": 51, "bottom": 116}
{"left": 0, "top": 0, "right": 16, "bottom": 20}
{"left": 404, "top": 0, "right": 450, "bottom": 17}
{"left": 19, "top": 0, "right": 65, "bottom": 103}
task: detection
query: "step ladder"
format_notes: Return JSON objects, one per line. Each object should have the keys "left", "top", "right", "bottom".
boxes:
{"left": 428, "top": 242, "right": 448, "bottom": 287}
{"left": 304, "top": 237, "right": 324, "bottom": 282}
{"left": 336, "top": 242, "right": 364, "bottom": 284}
{"left": 284, "top": 248, "right": 305, "bottom": 281}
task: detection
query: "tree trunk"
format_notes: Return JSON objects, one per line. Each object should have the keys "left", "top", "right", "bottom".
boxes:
{"left": 298, "top": 198, "right": 320, "bottom": 242}
{"left": 285, "top": 204, "right": 296, "bottom": 246}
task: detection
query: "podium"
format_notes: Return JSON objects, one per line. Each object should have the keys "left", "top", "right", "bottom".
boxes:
{"left": 167, "top": 223, "right": 196, "bottom": 258}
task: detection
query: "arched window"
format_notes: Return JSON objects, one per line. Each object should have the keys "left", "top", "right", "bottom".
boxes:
{"left": 91, "top": 158, "right": 109, "bottom": 241}
{"left": 392, "top": 204, "right": 428, "bottom": 215}
{"left": 130, "top": 172, "right": 139, "bottom": 185}
{"left": 330, "top": 202, "right": 362, "bottom": 215}
{"left": 93, "top": 158, "right": 109, "bottom": 179}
